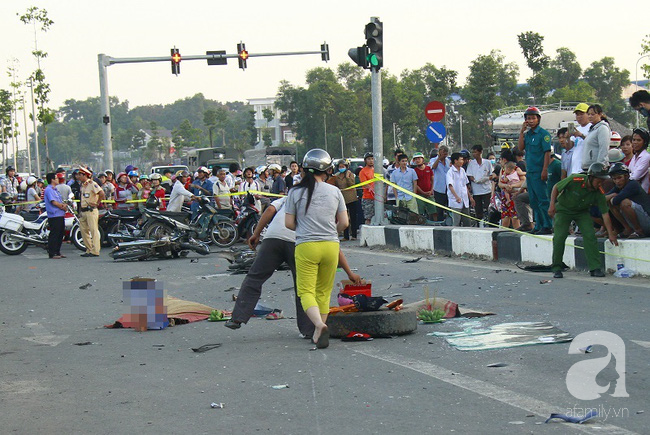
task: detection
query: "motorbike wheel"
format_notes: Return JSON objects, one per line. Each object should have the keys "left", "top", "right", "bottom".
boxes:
{"left": 244, "top": 218, "right": 259, "bottom": 241}
{"left": 110, "top": 248, "right": 150, "bottom": 261}
{"left": 107, "top": 221, "right": 137, "bottom": 247}
{"left": 0, "top": 230, "right": 28, "bottom": 255}
{"left": 71, "top": 225, "right": 105, "bottom": 252}
{"left": 210, "top": 221, "right": 238, "bottom": 247}
{"left": 145, "top": 222, "right": 174, "bottom": 240}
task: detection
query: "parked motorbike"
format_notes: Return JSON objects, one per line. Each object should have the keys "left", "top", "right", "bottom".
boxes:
{"left": 103, "top": 208, "right": 143, "bottom": 246}
{"left": 233, "top": 193, "right": 260, "bottom": 242}
{"left": 110, "top": 218, "right": 210, "bottom": 261}
{"left": 141, "top": 196, "right": 238, "bottom": 248}
{"left": 0, "top": 201, "right": 90, "bottom": 255}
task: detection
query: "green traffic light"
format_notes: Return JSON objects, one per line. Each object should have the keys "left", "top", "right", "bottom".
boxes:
{"left": 367, "top": 53, "right": 379, "bottom": 66}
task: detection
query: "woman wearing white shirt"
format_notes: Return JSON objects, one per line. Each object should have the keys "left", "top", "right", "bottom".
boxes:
{"left": 628, "top": 128, "right": 650, "bottom": 192}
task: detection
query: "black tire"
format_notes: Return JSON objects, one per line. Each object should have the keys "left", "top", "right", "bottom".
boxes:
{"left": 107, "top": 221, "right": 137, "bottom": 247}
{"left": 210, "top": 221, "right": 238, "bottom": 247}
{"left": 145, "top": 222, "right": 174, "bottom": 240}
{"left": 0, "top": 230, "right": 28, "bottom": 255}
{"left": 71, "top": 225, "right": 105, "bottom": 252}
{"left": 111, "top": 248, "right": 150, "bottom": 261}
{"left": 244, "top": 217, "right": 259, "bottom": 241}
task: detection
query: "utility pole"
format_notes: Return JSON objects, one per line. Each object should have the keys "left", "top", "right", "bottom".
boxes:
{"left": 1, "top": 120, "right": 5, "bottom": 169}
{"left": 323, "top": 114, "right": 328, "bottom": 152}
{"left": 371, "top": 67, "right": 385, "bottom": 225}
{"left": 340, "top": 135, "right": 344, "bottom": 159}
{"left": 22, "top": 96, "right": 32, "bottom": 174}
{"left": 28, "top": 78, "right": 40, "bottom": 176}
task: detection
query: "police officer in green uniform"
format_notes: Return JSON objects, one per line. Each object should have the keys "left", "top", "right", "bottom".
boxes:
{"left": 548, "top": 162, "right": 619, "bottom": 278}
{"left": 518, "top": 106, "right": 554, "bottom": 234}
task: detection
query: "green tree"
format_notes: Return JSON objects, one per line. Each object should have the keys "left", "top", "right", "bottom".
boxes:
{"left": 583, "top": 57, "right": 631, "bottom": 123}
{"left": 172, "top": 119, "right": 203, "bottom": 151}
{"left": 204, "top": 107, "right": 227, "bottom": 147}
{"left": 640, "top": 34, "right": 650, "bottom": 80}
{"left": 262, "top": 107, "right": 274, "bottom": 126}
{"left": 547, "top": 81, "right": 596, "bottom": 104}
{"left": 517, "top": 31, "right": 550, "bottom": 103}
{"left": 19, "top": 6, "right": 55, "bottom": 171}
{"left": 544, "top": 47, "right": 582, "bottom": 90}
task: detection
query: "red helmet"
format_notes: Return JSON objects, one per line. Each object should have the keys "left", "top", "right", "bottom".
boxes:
{"left": 524, "top": 106, "right": 541, "bottom": 117}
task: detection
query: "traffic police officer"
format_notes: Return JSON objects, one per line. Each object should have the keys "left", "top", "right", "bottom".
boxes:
{"left": 548, "top": 162, "right": 618, "bottom": 278}
{"left": 518, "top": 107, "right": 554, "bottom": 234}
{"left": 78, "top": 166, "right": 105, "bottom": 257}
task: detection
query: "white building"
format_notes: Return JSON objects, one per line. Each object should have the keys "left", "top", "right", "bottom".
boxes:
{"left": 247, "top": 97, "right": 296, "bottom": 148}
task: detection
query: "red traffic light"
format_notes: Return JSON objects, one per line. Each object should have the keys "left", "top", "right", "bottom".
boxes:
{"left": 172, "top": 52, "right": 181, "bottom": 63}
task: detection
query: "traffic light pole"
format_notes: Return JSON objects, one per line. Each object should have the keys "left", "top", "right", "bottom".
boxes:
{"left": 371, "top": 68, "right": 386, "bottom": 226}
{"left": 98, "top": 45, "right": 328, "bottom": 171}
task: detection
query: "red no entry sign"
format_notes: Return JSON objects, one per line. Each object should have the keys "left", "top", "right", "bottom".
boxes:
{"left": 425, "top": 101, "right": 446, "bottom": 122}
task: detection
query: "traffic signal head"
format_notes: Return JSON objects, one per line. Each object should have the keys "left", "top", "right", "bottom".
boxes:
{"left": 171, "top": 48, "right": 181, "bottom": 75}
{"left": 237, "top": 42, "right": 248, "bottom": 70}
{"left": 365, "top": 18, "right": 383, "bottom": 69}
{"left": 348, "top": 46, "right": 369, "bottom": 69}
{"left": 321, "top": 43, "right": 330, "bottom": 62}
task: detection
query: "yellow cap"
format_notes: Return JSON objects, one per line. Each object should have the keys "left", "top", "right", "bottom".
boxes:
{"left": 574, "top": 103, "right": 590, "bottom": 113}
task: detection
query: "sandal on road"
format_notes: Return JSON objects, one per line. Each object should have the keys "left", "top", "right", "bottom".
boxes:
{"left": 627, "top": 231, "right": 645, "bottom": 239}
{"left": 265, "top": 309, "right": 284, "bottom": 320}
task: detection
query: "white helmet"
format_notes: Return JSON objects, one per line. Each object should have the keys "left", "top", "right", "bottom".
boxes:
{"left": 20, "top": 180, "right": 27, "bottom": 191}
{"left": 27, "top": 176, "right": 37, "bottom": 186}
{"left": 256, "top": 165, "right": 268, "bottom": 175}
{"left": 268, "top": 163, "right": 282, "bottom": 173}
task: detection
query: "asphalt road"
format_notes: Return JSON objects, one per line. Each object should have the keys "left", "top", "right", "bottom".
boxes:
{"left": 0, "top": 239, "right": 647, "bottom": 434}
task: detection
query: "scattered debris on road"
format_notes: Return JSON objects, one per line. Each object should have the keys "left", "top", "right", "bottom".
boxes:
{"left": 79, "top": 283, "right": 92, "bottom": 289}
{"left": 192, "top": 343, "right": 222, "bottom": 353}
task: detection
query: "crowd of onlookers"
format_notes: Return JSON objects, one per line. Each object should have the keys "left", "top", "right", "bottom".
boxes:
{"left": 3, "top": 92, "right": 650, "bottom": 242}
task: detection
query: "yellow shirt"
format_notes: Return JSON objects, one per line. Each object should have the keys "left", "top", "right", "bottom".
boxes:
{"left": 81, "top": 180, "right": 102, "bottom": 208}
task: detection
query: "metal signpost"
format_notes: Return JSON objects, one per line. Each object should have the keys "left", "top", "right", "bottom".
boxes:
{"left": 98, "top": 43, "right": 329, "bottom": 171}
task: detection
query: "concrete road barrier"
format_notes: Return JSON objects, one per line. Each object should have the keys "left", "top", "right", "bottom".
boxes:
{"left": 359, "top": 225, "right": 650, "bottom": 276}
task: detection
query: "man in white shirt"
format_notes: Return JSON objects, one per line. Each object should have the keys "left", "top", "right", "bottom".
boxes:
{"left": 446, "top": 152, "right": 475, "bottom": 227}
{"left": 569, "top": 103, "right": 592, "bottom": 175}
{"left": 213, "top": 168, "right": 233, "bottom": 217}
{"left": 167, "top": 170, "right": 195, "bottom": 212}
{"left": 466, "top": 145, "right": 493, "bottom": 223}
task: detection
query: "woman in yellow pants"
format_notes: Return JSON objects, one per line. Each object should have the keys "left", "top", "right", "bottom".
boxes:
{"left": 286, "top": 149, "right": 349, "bottom": 349}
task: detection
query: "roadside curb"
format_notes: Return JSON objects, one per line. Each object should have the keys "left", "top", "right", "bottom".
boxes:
{"left": 358, "top": 225, "right": 650, "bottom": 276}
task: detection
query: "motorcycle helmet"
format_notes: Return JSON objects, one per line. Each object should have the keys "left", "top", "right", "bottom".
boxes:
{"left": 145, "top": 195, "right": 160, "bottom": 209}
{"left": 302, "top": 148, "right": 333, "bottom": 172}
{"left": 268, "top": 163, "right": 282, "bottom": 173}
{"left": 175, "top": 170, "right": 190, "bottom": 178}
{"left": 587, "top": 162, "right": 609, "bottom": 179}
{"left": 27, "top": 176, "right": 37, "bottom": 186}
{"left": 610, "top": 131, "right": 621, "bottom": 148}
{"left": 256, "top": 165, "right": 268, "bottom": 175}
{"left": 150, "top": 173, "right": 162, "bottom": 181}
{"left": 0, "top": 192, "right": 11, "bottom": 204}
{"left": 139, "top": 174, "right": 149, "bottom": 181}
{"left": 608, "top": 162, "right": 630, "bottom": 177}
{"left": 363, "top": 152, "right": 374, "bottom": 160}
{"left": 524, "top": 106, "right": 541, "bottom": 117}
{"left": 20, "top": 180, "right": 27, "bottom": 191}
{"left": 128, "top": 170, "right": 139, "bottom": 177}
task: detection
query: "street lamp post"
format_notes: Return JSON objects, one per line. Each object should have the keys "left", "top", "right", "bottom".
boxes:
{"left": 635, "top": 54, "right": 650, "bottom": 128}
